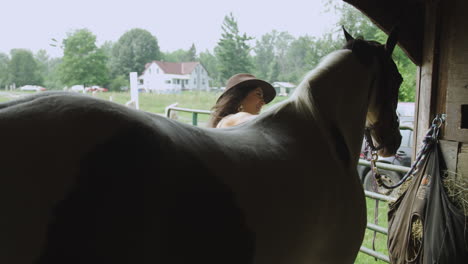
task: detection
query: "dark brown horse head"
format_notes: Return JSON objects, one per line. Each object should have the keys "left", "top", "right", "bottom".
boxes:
{"left": 343, "top": 26, "right": 403, "bottom": 157}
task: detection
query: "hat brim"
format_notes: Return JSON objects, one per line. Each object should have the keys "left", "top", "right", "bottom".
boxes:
{"left": 217, "top": 79, "right": 276, "bottom": 104}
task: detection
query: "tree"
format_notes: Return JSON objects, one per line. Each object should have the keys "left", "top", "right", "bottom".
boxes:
{"left": 374, "top": 31, "right": 416, "bottom": 102}
{"left": 110, "top": 28, "right": 161, "bottom": 77}
{"left": 100, "top": 41, "right": 114, "bottom": 59}
{"left": 162, "top": 49, "right": 189, "bottom": 62}
{"left": 100, "top": 41, "right": 114, "bottom": 72}
{"left": 0, "top": 52, "right": 9, "bottom": 89}
{"left": 253, "top": 32, "right": 276, "bottom": 81}
{"left": 199, "top": 50, "right": 220, "bottom": 86}
{"left": 264, "top": 31, "right": 296, "bottom": 82}
{"left": 44, "top": 57, "right": 64, "bottom": 90}
{"left": 283, "top": 36, "right": 317, "bottom": 82}
{"left": 397, "top": 61, "right": 416, "bottom": 102}
{"left": 162, "top": 49, "right": 184, "bottom": 62}
{"left": 268, "top": 60, "right": 280, "bottom": 83}
{"left": 35, "top": 49, "right": 65, "bottom": 90}
{"left": 337, "top": 3, "right": 379, "bottom": 39}
{"left": 162, "top": 44, "right": 198, "bottom": 63}
{"left": 8, "top": 49, "right": 43, "bottom": 87}
{"left": 58, "top": 29, "right": 109, "bottom": 86}
{"left": 315, "top": 33, "right": 345, "bottom": 59}
{"left": 328, "top": 1, "right": 417, "bottom": 102}
{"left": 215, "top": 13, "right": 253, "bottom": 83}
{"left": 108, "top": 75, "right": 129, "bottom": 91}
{"left": 187, "top": 43, "right": 197, "bottom": 61}
{"left": 35, "top": 49, "right": 51, "bottom": 84}
{"left": 253, "top": 29, "right": 338, "bottom": 84}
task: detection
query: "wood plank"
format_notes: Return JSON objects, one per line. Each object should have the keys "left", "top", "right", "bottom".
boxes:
{"left": 439, "top": 139, "right": 459, "bottom": 173}
{"left": 456, "top": 144, "right": 468, "bottom": 181}
{"left": 440, "top": 0, "right": 468, "bottom": 143}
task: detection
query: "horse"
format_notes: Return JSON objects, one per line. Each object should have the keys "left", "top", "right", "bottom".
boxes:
{"left": 0, "top": 28, "right": 402, "bottom": 264}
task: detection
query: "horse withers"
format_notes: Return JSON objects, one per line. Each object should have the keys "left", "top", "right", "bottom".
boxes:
{"left": 0, "top": 28, "right": 402, "bottom": 264}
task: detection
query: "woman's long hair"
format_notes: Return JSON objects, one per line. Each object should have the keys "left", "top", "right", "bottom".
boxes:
{"left": 208, "top": 85, "right": 257, "bottom": 128}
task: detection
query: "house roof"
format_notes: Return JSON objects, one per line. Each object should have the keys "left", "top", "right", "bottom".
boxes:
{"left": 144, "top": 61, "right": 200, "bottom": 75}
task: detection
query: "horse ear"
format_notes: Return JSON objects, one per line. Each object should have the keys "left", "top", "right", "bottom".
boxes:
{"left": 385, "top": 25, "right": 399, "bottom": 56}
{"left": 342, "top": 26, "right": 354, "bottom": 42}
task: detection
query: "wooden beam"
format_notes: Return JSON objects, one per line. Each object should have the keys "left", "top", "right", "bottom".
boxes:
{"left": 458, "top": 144, "right": 468, "bottom": 178}
{"left": 343, "top": 0, "right": 424, "bottom": 65}
{"left": 414, "top": 0, "right": 441, "bottom": 154}
{"left": 440, "top": 0, "right": 468, "bottom": 143}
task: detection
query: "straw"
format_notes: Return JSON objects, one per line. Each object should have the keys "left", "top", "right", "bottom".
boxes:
{"left": 442, "top": 170, "right": 468, "bottom": 216}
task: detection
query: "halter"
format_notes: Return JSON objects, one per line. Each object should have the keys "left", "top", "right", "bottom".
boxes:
{"left": 364, "top": 127, "right": 384, "bottom": 152}
{"left": 363, "top": 46, "right": 401, "bottom": 153}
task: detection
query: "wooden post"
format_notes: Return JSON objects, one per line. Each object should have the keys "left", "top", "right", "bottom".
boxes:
{"left": 129, "top": 72, "right": 139, "bottom": 110}
{"left": 414, "top": 0, "right": 442, "bottom": 157}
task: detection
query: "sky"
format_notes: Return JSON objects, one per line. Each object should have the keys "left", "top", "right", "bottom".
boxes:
{"left": 1, "top": 0, "right": 341, "bottom": 58}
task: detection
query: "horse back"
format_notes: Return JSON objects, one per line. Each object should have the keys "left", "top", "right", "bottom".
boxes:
{"left": 0, "top": 92, "right": 366, "bottom": 263}
{"left": 0, "top": 92, "right": 256, "bottom": 263}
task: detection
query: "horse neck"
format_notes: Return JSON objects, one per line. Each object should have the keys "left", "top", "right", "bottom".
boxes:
{"left": 300, "top": 51, "right": 374, "bottom": 165}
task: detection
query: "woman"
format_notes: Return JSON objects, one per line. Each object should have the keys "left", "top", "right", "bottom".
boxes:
{"left": 209, "top": 73, "right": 276, "bottom": 128}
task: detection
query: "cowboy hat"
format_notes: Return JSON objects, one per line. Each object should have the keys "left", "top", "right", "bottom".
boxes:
{"left": 216, "top": 73, "right": 276, "bottom": 104}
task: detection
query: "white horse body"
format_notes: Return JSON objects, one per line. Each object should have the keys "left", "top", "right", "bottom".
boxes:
{"left": 1, "top": 50, "right": 375, "bottom": 263}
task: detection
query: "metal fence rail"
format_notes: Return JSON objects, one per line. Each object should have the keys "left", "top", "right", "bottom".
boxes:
{"left": 360, "top": 246, "right": 391, "bottom": 263}
{"left": 165, "top": 103, "right": 211, "bottom": 126}
{"left": 164, "top": 104, "right": 410, "bottom": 263}
{"left": 360, "top": 189, "right": 398, "bottom": 263}
{"left": 358, "top": 159, "right": 411, "bottom": 174}
{"left": 359, "top": 162, "right": 408, "bottom": 263}
{"left": 358, "top": 157, "right": 410, "bottom": 262}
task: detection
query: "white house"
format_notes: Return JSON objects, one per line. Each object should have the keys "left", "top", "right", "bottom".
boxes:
{"left": 273, "top": 81, "right": 296, "bottom": 96}
{"left": 138, "top": 61, "right": 211, "bottom": 93}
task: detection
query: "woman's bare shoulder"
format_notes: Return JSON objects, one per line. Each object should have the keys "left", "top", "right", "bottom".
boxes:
{"left": 216, "top": 112, "right": 256, "bottom": 128}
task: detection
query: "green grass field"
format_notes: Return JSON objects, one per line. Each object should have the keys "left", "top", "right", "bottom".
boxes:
{"left": 0, "top": 90, "right": 391, "bottom": 263}
{"left": 356, "top": 198, "right": 391, "bottom": 264}
{"left": 95, "top": 91, "right": 222, "bottom": 126}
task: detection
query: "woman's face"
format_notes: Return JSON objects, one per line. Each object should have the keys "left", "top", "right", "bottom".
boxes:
{"left": 240, "top": 87, "right": 265, "bottom": 114}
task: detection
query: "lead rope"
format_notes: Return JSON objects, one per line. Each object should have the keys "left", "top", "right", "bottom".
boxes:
{"left": 367, "top": 114, "right": 445, "bottom": 190}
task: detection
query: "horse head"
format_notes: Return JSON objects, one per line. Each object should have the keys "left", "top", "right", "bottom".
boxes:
{"left": 343, "top": 27, "right": 403, "bottom": 157}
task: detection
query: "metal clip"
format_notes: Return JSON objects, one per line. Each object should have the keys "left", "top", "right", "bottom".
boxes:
{"left": 431, "top": 114, "right": 446, "bottom": 140}
{"left": 370, "top": 150, "right": 383, "bottom": 187}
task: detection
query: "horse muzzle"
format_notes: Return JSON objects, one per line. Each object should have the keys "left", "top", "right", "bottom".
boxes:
{"left": 378, "top": 132, "right": 402, "bottom": 157}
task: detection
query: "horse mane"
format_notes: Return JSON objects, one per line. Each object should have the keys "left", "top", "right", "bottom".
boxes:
{"left": 264, "top": 49, "right": 354, "bottom": 119}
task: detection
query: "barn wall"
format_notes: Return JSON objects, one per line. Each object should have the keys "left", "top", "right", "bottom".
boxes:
{"left": 416, "top": 0, "right": 468, "bottom": 177}
{"left": 439, "top": 0, "right": 468, "bottom": 143}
